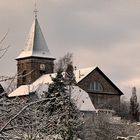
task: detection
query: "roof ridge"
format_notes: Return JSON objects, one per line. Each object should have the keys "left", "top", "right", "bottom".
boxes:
{"left": 32, "top": 18, "right": 36, "bottom": 56}
{"left": 76, "top": 66, "right": 97, "bottom": 71}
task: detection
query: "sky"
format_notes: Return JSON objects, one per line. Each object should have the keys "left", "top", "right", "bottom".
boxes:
{"left": 0, "top": 0, "right": 140, "bottom": 99}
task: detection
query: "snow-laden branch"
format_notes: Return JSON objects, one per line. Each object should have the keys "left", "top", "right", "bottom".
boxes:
{"left": 0, "top": 97, "right": 55, "bottom": 133}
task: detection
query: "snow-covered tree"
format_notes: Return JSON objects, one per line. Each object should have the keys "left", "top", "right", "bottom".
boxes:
{"left": 46, "top": 68, "right": 82, "bottom": 140}
{"left": 65, "top": 64, "right": 76, "bottom": 86}
{"left": 0, "top": 68, "right": 81, "bottom": 140}
{"left": 54, "top": 53, "right": 73, "bottom": 72}
{"left": 130, "top": 87, "right": 139, "bottom": 121}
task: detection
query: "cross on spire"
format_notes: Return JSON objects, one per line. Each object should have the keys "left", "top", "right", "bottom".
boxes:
{"left": 34, "top": 0, "right": 38, "bottom": 18}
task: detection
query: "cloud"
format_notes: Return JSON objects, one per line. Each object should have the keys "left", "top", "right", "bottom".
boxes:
{"left": 1, "top": 0, "right": 140, "bottom": 98}
{"left": 43, "top": 0, "right": 140, "bottom": 52}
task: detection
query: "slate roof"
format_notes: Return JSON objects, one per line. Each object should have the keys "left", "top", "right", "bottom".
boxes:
{"left": 9, "top": 66, "right": 123, "bottom": 96}
{"left": 16, "top": 17, "right": 55, "bottom": 60}
{"left": 29, "top": 66, "right": 123, "bottom": 95}
{"left": 28, "top": 66, "right": 96, "bottom": 85}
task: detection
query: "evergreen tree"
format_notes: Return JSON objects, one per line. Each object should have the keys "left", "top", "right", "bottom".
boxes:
{"left": 54, "top": 53, "right": 73, "bottom": 72}
{"left": 46, "top": 68, "right": 81, "bottom": 140}
{"left": 130, "top": 87, "right": 139, "bottom": 121}
{"left": 65, "top": 64, "right": 76, "bottom": 86}
{"left": 0, "top": 68, "right": 81, "bottom": 139}
{"left": 48, "top": 68, "right": 66, "bottom": 95}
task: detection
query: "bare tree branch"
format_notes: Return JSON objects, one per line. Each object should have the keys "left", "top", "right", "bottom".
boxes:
{"left": 0, "top": 97, "right": 54, "bottom": 133}
{"left": 0, "top": 31, "right": 9, "bottom": 45}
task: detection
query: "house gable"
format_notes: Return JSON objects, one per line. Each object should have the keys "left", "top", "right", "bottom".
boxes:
{"left": 77, "top": 67, "right": 123, "bottom": 95}
{"left": 77, "top": 67, "right": 123, "bottom": 111}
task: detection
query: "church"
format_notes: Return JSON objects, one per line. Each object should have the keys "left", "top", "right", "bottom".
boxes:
{"left": 9, "top": 11, "right": 123, "bottom": 112}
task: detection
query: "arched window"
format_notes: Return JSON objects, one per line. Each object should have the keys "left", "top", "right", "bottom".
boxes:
{"left": 40, "top": 64, "right": 46, "bottom": 75}
{"left": 89, "top": 81, "right": 103, "bottom": 91}
{"left": 22, "top": 70, "right": 27, "bottom": 84}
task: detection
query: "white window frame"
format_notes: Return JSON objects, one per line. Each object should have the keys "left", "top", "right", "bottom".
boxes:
{"left": 89, "top": 81, "right": 103, "bottom": 91}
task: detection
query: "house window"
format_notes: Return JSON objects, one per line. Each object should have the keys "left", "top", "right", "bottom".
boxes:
{"left": 89, "top": 81, "right": 103, "bottom": 91}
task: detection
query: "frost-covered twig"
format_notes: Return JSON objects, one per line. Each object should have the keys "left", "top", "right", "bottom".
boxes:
{"left": 0, "top": 97, "right": 54, "bottom": 133}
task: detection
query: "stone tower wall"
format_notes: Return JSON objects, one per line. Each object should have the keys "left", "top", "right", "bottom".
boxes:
{"left": 17, "top": 57, "right": 54, "bottom": 87}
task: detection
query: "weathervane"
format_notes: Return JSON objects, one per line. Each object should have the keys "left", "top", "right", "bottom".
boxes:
{"left": 34, "top": 0, "right": 38, "bottom": 18}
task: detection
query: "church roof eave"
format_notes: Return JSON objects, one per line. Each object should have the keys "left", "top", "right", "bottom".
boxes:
{"left": 16, "top": 55, "right": 56, "bottom": 60}
{"left": 16, "top": 51, "right": 56, "bottom": 60}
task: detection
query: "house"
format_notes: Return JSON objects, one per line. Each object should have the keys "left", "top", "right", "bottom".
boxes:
{"left": 13, "top": 11, "right": 123, "bottom": 112}
{"left": 76, "top": 67, "right": 123, "bottom": 111}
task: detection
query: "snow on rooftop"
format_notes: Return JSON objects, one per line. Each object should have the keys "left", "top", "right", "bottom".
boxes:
{"left": 32, "top": 73, "right": 56, "bottom": 86}
{"left": 8, "top": 85, "right": 31, "bottom": 97}
{"left": 71, "top": 86, "right": 95, "bottom": 111}
{"left": 8, "top": 73, "right": 55, "bottom": 98}
{"left": 9, "top": 66, "right": 96, "bottom": 97}
{"left": 16, "top": 18, "right": 55, "bottom": 60}
{"left": 9, "top": 85, "right": 95, "bottom": 112}
{"left": 74, "top": 66, "right": 96, "bottom": 83}
{"left": 9, "top": 67, "right": 96, "bottom": 111}
{"left": 31, "top": 66, "right": 96, "bottom": 86}
{"left": 33, "top": 84, "right": 95, "bottom": 111}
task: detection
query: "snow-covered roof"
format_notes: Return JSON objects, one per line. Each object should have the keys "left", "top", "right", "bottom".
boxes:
{"left": 9, "top": 72, "right": 96, "bottom": 112}
{"left": 31, "top": 66, "right": 96, "bottom": 85}
{"left": 71, "top": 86, "right": 95, "bottom": 111}
{"left": 75, "top": 66, "right": 96, "bottom": 83}
{"left": 9, "top": 66, "right": 96, "bottom": 111}
{"left": 8, "top": 82, "right": 49, "bottom": 97}
{"left": 16, "top": 18, "right": 55, "bottom": 60}
{"left": 8, "top": 85, "right": 34, "bottom": 97}
{"left": 9, "top": 84, "right": 95, "bottom": 112}
{"left": 8, "top": 73, "right": 55, "bottom": 97}
{"left": 34, "top": 84, "right": 95, "bottom": 111}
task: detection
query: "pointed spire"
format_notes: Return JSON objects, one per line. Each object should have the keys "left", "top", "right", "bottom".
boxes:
{"left": 16, "top": 17, "right": 54, "bottom": 60}
{"left": 16, "top": 2, "right": 55, "bottom": 60}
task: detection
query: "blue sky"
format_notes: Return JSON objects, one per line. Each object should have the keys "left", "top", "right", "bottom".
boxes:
{"left": 1, "top": 0, "right": 140, "bottom": 98}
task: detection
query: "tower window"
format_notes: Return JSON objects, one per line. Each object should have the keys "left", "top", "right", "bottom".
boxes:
{"left": 40, "top": 64, "right": 46, "bottom": 71}
{"left": 40, "top": 64, "right": 46, "bottom": 75}
{"left": 89, "top": 81, "right": 103, "bottom": 91}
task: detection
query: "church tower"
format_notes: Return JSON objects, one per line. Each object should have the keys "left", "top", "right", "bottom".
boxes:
{"left": 16, "top": 12, "right": 55, "bottom": 87}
